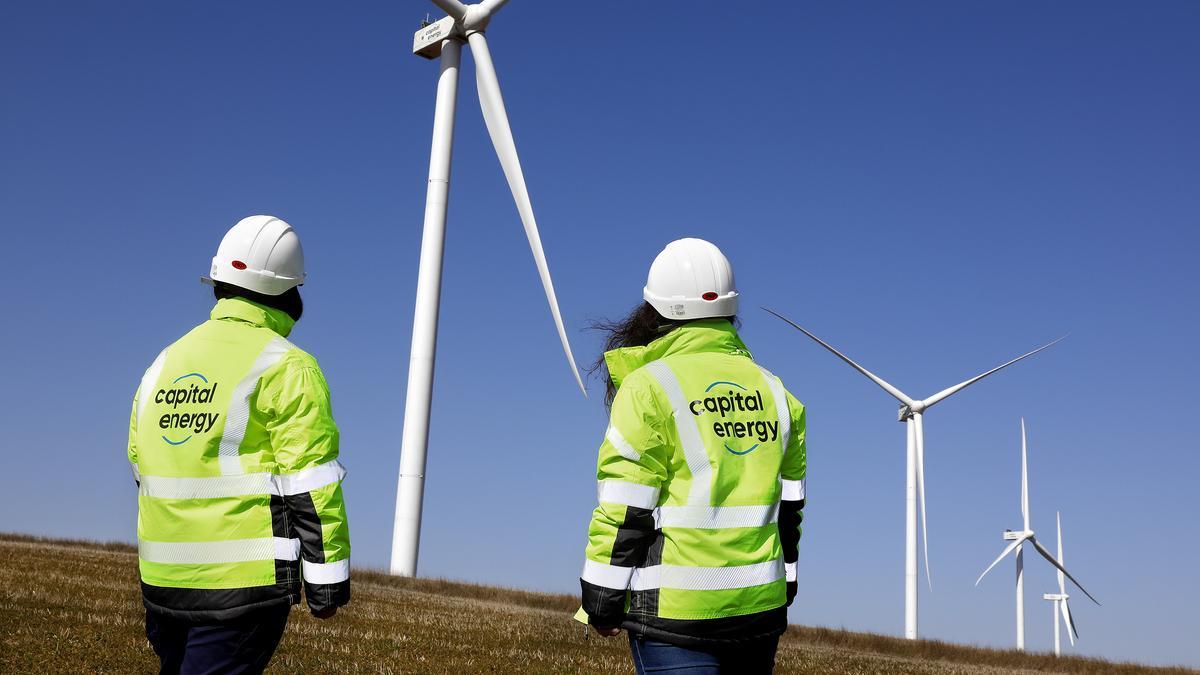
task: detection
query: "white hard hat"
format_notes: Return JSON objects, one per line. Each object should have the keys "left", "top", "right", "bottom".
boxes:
{"left": 206, "top": 215, "right": 306, "bottom": 296}
{"left": 643, "top": 238, "right": 738, "bottom": 320}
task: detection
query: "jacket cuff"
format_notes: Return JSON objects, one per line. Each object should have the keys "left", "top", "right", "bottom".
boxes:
{"left": 304, "top": 579, "right": 350, "bottom": 613}
{"left": 581, "top": 579, "right": 626, "bottom": 627}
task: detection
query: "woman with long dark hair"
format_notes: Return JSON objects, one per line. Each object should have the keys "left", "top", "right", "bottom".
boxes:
{"left": 579, "top": 238, "right": 807, "bottom": 674}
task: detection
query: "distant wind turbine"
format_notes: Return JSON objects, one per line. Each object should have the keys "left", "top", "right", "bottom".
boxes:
{"left": 1042, "top": 511, "right": 1079, "bottom": 656}
{"left": 976, "top": 419, "right": 1099, "bottom": 650}
{"left": 764, "top": 307, "right": 1063, "bottom": 640}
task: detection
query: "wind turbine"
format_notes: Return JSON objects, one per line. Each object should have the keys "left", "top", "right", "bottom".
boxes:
{"left": 764, "top": 307, "right": 1062, "bottom": 640}
{"left": 392, "top": 0, "right": 587, "bottom": 576}
{"left": 1042, "top": 511, "right": 1079, "bottom": 656}
{"left": 975, "top": 419, "right": 1098, "bottom": 650}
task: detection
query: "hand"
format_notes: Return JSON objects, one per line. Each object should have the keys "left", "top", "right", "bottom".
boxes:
{"left": 311, "top": 607, "right": 337, "bottom": 620}
{"left": 591, "top": 625, "right": 621, "bottom": 637}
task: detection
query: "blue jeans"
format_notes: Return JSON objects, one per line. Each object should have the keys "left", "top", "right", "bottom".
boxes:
{"left": 629, "top": 635, "right": 779, "bottom": 674}
{"left": 145, "top": 605, "right": 290, "bottom": 675}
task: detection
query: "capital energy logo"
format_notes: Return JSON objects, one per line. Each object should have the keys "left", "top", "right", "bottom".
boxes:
{"left": 155, "top": 373, "right": 220, "bottom": 445}
{"left": 689, "top": 381, "right": 778, "bottom": 455}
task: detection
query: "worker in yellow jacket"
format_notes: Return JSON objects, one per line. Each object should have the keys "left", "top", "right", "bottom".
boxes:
{"left": 128, "top": 215, "right": 350, "bottom": 673}
{"left": 581, "top": 238, "right": 806, "bottom": 674}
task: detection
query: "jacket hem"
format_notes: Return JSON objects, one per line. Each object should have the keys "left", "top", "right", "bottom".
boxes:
{"left": 621, "top": 605, "right": 788, "bottom": 648}
{"left": 141, "top": 581, "right": 299, "bottom": 622}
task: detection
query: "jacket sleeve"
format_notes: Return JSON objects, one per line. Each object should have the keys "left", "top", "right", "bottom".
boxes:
{"left": 262, "top": 353, "right": 351, "bottom": 613}
{"left": 129, "top": 348, "right": 167, "bottom": 488}
{"left": 580, "top": 370, "right": 671, "bottom": 628}
{"left": 127, "top": 392, "right": 140, "bottom": 487}
{"left": 779, "top": 390, "right": 806, "bottom": 606}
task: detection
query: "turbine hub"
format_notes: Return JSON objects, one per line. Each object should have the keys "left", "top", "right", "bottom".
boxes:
{"left": 461, "top": 4, "right": 495, "bottom": 32}
{"left": 414, "top": 2, "right": 500, "bottom": 59}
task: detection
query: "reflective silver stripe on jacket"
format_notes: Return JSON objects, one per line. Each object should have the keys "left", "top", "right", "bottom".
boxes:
{"left": 581, "top": 559, "right": 635, "bottom": 590}
{"left": 656, "top": 503, "right": 779, "bottom": 529}
{"left": 630, "top": 558, "right": 784, "bottom": 591}
{"left": 597, "top": 480, "right": 660, "bottom": 509}
{"left": 276, "top": 460, "right": 346, "bottom": 496}
{"left": 218, "top": 337, "right": 294, "bottom": 475}
{"left": 139, "top": 460, "right": 346, "bottom": 500}
{"left": 605, "top": 425, "right": 641, "bottom": 461}
{"left": 756, "top": 365, "right": 791, "bottom": 453}
{"left": 138, "top": 536, "right": 300, "bottom": 564}
{"left": 782, "top": 478, "right": 805, "bottom": 501}
{"left": 303, "top": 558, "right": 350, "bottom": 584}
{"left": 644, "top": 360, "right": 711, "bottom": 507}
{"left": 136, "top": 349, "right": 169, "bottom": 423}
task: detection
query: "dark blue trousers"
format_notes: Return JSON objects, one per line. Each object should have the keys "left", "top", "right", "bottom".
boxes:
{"left": 629, "top": 635, "right": 779, "bottom": 674}
{"left": 145, "top": 605, "right": 290, "bottom": 675}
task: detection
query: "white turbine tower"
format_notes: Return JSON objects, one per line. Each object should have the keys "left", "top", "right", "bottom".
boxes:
{"left": 764, "top": 308, "right": 1062, "bottom": 640}
{"left": 392, "top": 0, "right": 587, "bottom": 576}
{"left": 975, "top": 419, "right": 1098, "bottom": 650}
{"left": 1042, "top": 511, "right": 1079, "bottom": 656}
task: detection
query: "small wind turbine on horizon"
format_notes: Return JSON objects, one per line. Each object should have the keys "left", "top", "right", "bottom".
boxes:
{"left": 976, "top": 419, "right": 1099, "bottom": 651}
{"left": 392, "top": 0, "right": 587, "bottom": 577}
{"left": 764, "top": 307, "right": 1063, "bottom": 640}
{"left": 1042, "top": 511, "right": 1079, "bottom": 656}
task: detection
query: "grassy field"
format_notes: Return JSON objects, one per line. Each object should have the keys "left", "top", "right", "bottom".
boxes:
{"left": 0, "top": 533, "right": 1192, "bottom": 674}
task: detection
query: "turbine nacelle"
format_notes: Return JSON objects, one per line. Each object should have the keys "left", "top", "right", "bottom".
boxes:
{"left": 1002, "top": 529, "right": 1032, "bottom": 541}
{"left": 414, "top": 0, "right": 506, "bottom": 58}
{"left": 414, "top": 17, "right": 457, "bottom": 58}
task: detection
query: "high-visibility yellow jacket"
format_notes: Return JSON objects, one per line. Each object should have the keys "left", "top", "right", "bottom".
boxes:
{"left": 580, "top": 320, "right": 806, "bottom": 646}
{"left": 128, "top": 297, "right": 350, "bottom": 620}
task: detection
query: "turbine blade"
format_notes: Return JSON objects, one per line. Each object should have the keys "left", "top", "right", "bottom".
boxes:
{"left": 1057, "top": 511, "right": 1066, "bottom": 593}
{"left": 975, "top": 537, "right": 1024, "bottom": 586}
{"left": 1029, "top": 536, "right": 1100, "bottom": 605}
{"left": 762, "top": 308, "right": 915, "bottom": 406}
{"left": 1061, "top": 598, "right": 1078, "bottom": 644}
{"left": 914, "top": 413, "right": 931, "bottom": 590}
{"left": 1021, "top": 419, "right": 1030, "bottom": 531}
{"left": 481, "top": 0, "right": 511, "bottom": 14}
{"left": 921, "top": 336, "right": 1066, "bottom": 410}
{"left": 430, "top": 0, "right": 468, "bottom": 20}
{"left": 468, "top": 32, "right": 586, "bottom": 396}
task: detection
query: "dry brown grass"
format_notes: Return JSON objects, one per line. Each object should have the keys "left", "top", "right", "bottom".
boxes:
{"left": 0, "top": 533, "right": 1191, "bottom": 674}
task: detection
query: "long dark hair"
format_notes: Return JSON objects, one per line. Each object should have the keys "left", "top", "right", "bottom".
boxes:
{"left": 588, "top": 302, "right": 737, "bottom": 408}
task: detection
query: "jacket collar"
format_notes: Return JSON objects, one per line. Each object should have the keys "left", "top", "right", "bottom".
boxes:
{"left": 210, "top": 297, "right": 295, "bottom": 338}
{"left": 604, "top": 319, "right": 751, "bottom": 390}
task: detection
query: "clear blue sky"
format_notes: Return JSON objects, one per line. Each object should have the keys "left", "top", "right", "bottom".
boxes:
{"left": 2, "top": 0, "right": 1196, "bottom": 667}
